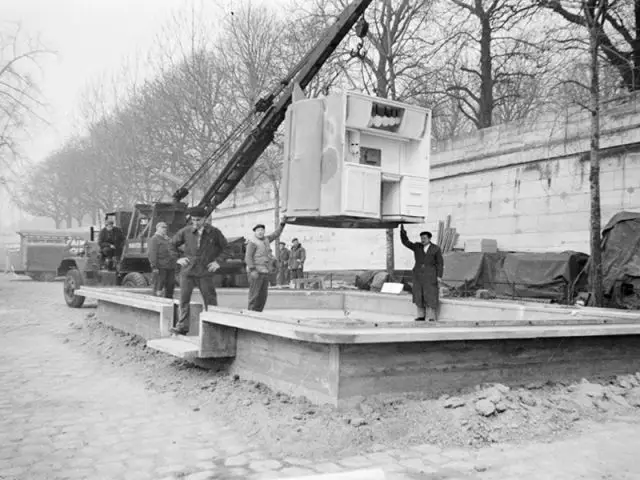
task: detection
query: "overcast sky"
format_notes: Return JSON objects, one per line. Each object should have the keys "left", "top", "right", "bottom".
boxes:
{"left": 1, "top": 0, "right": 241, "bottom": 163}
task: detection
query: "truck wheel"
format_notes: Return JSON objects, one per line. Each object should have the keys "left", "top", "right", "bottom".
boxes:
{"left": 122, "top": 272, "right": 148, "bottom": 288}
{"left": 64, "top": 270, "right": 85, "bottom": 308}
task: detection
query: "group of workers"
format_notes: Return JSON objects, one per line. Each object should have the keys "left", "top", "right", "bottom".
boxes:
{"left": 98, "top": 205, "right": 444, "bottom": 334}
{"left": 145, "top": 205, "right": 290, "bottom": 335}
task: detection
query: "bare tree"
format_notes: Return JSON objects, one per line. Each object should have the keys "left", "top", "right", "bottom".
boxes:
{"left": 214, "top": 2, "right": 290, "bottom": 215}
{"left": 0, "top": 22, "right": 53, "bottom": 176}
{"left": 433, "top": 0, "right": 555, "bottom": 129}
{"left": 17, "top": 162, "right": 66, "bottom": 228}
{"left": 540, "top": 0, "right": 640, "bottom": 92}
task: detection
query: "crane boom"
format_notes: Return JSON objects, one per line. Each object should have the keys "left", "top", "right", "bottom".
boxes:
{"left": 192, "top": 0, "right": 374, "bottom": 213}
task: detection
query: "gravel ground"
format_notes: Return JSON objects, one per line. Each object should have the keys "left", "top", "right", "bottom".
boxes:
{"left": 57, "top": 289, "right": 640, "bottom": 461}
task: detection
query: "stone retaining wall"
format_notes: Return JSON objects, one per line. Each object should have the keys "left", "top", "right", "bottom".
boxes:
{"left": 211, "top": 94, "right": 640, "bottom": 271}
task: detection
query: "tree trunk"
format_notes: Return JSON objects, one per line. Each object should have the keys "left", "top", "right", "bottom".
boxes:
{"left": 478, "top": 15, "right": 494, "bottom": 129}
{"left": 373, "top": 81, "right": 396, "bottom": 275}
{"left": 634, "top": 0, "right": 640, "bottom": 90}
{"left": 385, "top": 228, "right": 394, "bottom": 275}
{"left": 588, "top": 0, "right": 604, "bottom": 307}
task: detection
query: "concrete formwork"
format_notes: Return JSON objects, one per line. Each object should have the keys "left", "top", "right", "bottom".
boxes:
{"left": 77, "top": 286, "right": 640, "bottom": 406}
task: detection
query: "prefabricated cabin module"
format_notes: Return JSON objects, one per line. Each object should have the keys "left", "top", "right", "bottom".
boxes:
{"left": 281, "top": 90, "right": 431, "bottom": 229}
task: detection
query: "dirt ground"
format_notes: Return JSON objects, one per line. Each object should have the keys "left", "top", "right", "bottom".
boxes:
{"left": 61, "top": 303, "right": 640, "bottom": 462}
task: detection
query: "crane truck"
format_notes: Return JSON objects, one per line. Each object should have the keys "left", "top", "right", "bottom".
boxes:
{"left": 62, "top": 0, "right": 374, "bottom": 308}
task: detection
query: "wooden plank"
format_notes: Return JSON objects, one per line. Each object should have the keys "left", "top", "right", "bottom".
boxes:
{"left": 337, "top": 335, "right": 640, "bottom": 405}
{"left": 231, "top": 330, "right": 338, "bottom": 405}
{"left": 146, "top": 337, "right": 199, "bottom": 360}
{"left": 97, "top": 301, "right": 162, "bottom": 340}
{"left": 76, "top": 288, "right": 167, "bottom": 312}
{"left": 200, "top": 309, "right": 640, "bottom": 344}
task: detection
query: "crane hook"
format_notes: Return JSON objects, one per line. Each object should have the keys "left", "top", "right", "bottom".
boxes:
{"left": 350, "top": 17, "right": 369, "bottom": 59}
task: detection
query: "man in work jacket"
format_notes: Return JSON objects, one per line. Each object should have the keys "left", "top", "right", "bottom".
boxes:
{"left": 288, "top": 238, "right": 306, "bottom": 280}
{"left": 147, "top": 221, "right": 177, "bottom": 298}
{"left": 169, "top": 206, "right": 229, "bottom": 335}
{"left": 98, "top": 220, "right": 125, "bottom": 270}
{"left": 400, "top": 224, "right": 444, "bottom": 322}
{"left": 245, "top": 218, "right": 287, "bottom": 312}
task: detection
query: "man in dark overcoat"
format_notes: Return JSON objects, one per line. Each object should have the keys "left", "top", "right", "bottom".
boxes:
{"left": 400, "top": 224, "right": 444, "bottom": 321}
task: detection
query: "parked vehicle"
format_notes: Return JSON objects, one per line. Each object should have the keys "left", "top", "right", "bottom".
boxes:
{"left": 61, "top": 204, "right": 248, "bottom": 308}
{"left": 11, "top": 229, "right": 91, "bottom": 281}
{"left": 63, "top": 0, "right": 372, "bottom": 307}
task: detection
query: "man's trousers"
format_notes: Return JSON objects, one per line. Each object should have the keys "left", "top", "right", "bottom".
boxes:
{"left": 177, "top": 275, "right": 218, "bottom": 332}
{"left": 248, "top": 273, "right": 270, "bottom": 312}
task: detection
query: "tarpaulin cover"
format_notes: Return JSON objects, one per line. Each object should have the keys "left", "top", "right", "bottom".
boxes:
{"left": 494, "top": 251, "right": 588, "bottom": 302}
{"left": 442, "top": 252, "right": 505, "bottom": 294}
{"left": 356, "top": 250, "right": 588, "bottom": 303}
{"left": 584, "top": 211, "right": 640, "bottom": 309}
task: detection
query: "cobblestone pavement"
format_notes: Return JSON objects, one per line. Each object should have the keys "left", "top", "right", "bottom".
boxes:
{"left": 2, "top": 276, "right": 640, "bottom": 479}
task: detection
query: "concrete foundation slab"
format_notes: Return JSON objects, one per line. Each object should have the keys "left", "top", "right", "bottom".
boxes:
{"left": 77, "top": 286, "right": 640, "bottom": 406}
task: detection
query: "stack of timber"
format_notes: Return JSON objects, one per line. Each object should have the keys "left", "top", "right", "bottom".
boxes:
{"left": 437, "top": 215, "right": 459, "bottom": 253}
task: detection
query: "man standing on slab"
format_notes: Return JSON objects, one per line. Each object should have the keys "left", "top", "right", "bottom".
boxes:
{"left": 400, "top": 224, "right": 444, "bottom": 322}
{"left": 170, "top": 206, "right": 228, "bottom": 335}
{"left": 245, "top": 217, "right": 287, "bottom": 312}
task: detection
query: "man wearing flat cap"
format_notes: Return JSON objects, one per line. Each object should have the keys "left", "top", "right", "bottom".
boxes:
{"left": 245, "top": 217, "right": 287, "bottom": 312}
{"left": 169, "top": 206, "right": 229, "bottom": 335}
{"left": 400, "top": 225, "right": 444, "bottom": 322}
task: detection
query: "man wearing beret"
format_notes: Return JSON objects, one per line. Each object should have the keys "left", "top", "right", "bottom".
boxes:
{"left": 245, "top": 217, "right": 287, "bottom": 312}
{"left": 169, "top": 206, "right": 229, "bottom": 335}
{"left": 400, "top": 225, "right": 444, "bottom": 322}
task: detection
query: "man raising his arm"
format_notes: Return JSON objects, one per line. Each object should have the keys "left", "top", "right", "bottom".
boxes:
{"left": 245, "top": 217, "right": 287, "bottom": 312}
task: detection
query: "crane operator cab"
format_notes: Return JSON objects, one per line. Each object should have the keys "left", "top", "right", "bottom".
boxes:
{"left": 281, "top": 89, "right": 431, "bottom": 229}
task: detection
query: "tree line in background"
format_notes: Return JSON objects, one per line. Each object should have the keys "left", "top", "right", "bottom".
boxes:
{"left": 6, "top": 0, "right": 639, "bottom": 229}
